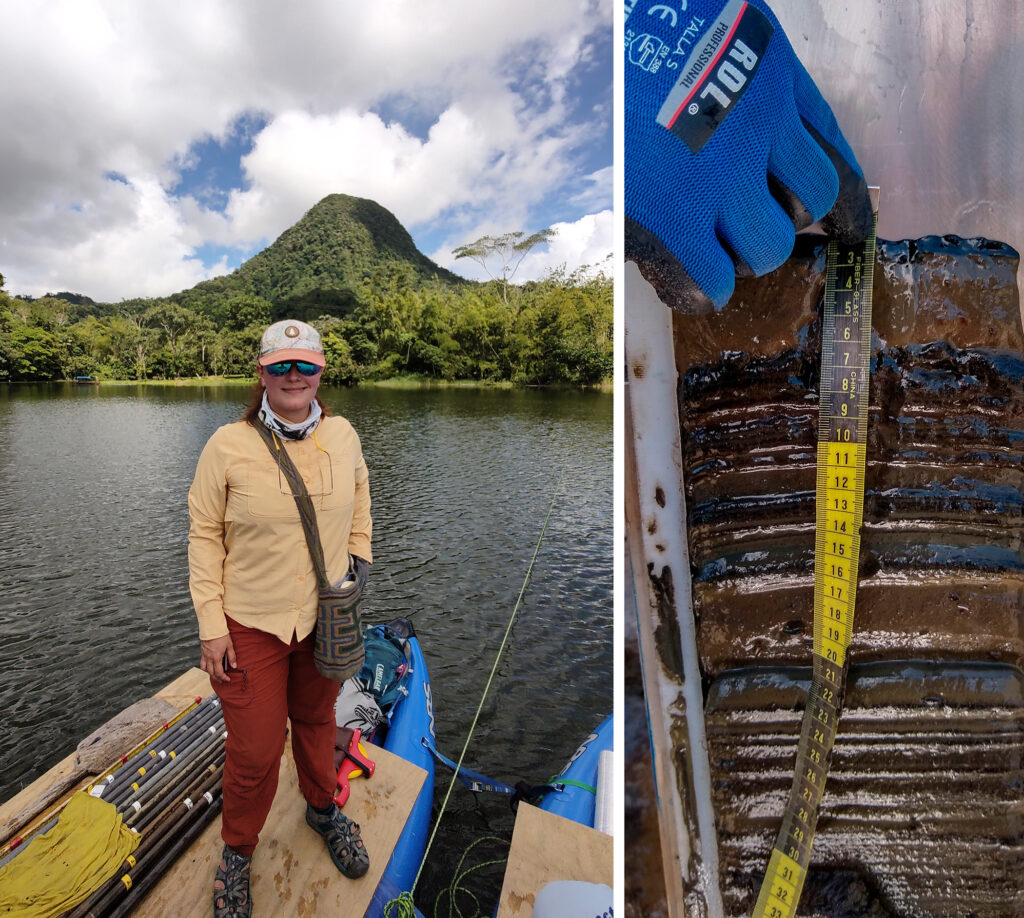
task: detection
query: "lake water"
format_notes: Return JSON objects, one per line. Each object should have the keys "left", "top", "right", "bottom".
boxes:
{"left": 0, "top": 381, "right": 613, "bottom": 912}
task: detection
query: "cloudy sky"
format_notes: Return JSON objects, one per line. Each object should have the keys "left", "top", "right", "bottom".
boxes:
{"left": 0, "top": 0, "right": 613, "bottom": 302}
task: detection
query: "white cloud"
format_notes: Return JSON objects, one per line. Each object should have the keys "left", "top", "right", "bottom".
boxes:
{"left": 7, "top": 177, "right": 224, "bottom": 300}
{"left": 527, "top": 210, "right": 615, "bottom": 280}
{"left": 222, "top": 104, "right": 497, "bottom": 245}
{"left": 0, "top": 0, "right": 611, "bottom": 301}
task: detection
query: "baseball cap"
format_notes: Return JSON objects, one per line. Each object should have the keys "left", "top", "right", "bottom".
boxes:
{"left": 257, "top": 320, "right": 326, "bottom": 367}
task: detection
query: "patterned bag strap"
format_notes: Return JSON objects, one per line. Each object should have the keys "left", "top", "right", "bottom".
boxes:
{"left": 253, "top": 421, "right": 331, "bottom": 589}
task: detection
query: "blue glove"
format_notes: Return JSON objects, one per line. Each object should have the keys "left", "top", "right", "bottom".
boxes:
{"left": 625, "top": 0, "right": 872, "bottom": 313}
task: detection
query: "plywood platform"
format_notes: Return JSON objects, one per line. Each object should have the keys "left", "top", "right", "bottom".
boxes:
{"left": 495, "top": 803, "right": 613, "bottom": 918}
{"left": 1, "top": 668, "right": 427, "bottom": 917}
{"left": 0, "top": 669, "right": 207, "bottom": 842}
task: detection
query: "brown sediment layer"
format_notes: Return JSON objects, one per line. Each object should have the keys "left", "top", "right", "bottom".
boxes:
{"left": 705, "top": 662, "right": 1024, "bottom": 918}
{"left": 678, "top": 236, "right": 1024, "bottom": 679}
{"left": 674, "top": 236, "right": 1024, "bottom": 367}
{"left": 669, "top": 235, "right": 1024, "bottom": 915}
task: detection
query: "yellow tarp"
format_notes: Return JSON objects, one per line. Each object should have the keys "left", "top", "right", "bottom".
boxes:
{"left": 0, "top": 792, "right": 140, "bottom": 917}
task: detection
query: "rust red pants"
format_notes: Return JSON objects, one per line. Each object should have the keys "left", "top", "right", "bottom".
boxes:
{"left": 213, "top": 617, "right": 340, "bottom": 855}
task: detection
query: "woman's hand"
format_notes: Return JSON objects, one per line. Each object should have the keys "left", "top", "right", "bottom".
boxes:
{"left": 200, "top": 634, "right": 236, "bottom": 684}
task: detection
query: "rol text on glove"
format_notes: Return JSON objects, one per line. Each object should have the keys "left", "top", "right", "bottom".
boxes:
{"left": 625, "top": 0, "right": 872, "bottom": 313}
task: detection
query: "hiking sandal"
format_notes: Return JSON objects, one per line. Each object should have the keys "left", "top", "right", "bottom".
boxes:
{"left": 305, "top": 803, "right": 370, "bottom": 879}
{"left": 213, "top": 845, "right": 252, "bottom": 918}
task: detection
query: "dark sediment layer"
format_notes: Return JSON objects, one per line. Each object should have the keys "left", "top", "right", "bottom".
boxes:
{"left": 671, "top": 235, "right": 1024, "bottom": 916}
{"left": 707, "top": 662, "right": 1024, "bottom": 918}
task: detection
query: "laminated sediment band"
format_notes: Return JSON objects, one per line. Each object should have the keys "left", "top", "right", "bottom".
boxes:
{"left": 752, "top": 203, "right": 878, "bottom": 918}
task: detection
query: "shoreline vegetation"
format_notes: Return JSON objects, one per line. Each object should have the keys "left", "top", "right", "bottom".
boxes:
{"left": 0, "top": 268, "right": 612, "bottom": 389}
{"left": 21, "top": 375, "right": 612, "bottom": 391}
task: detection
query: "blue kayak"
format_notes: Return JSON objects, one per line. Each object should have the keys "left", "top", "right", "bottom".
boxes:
{"left": 489, "top": 715, "right": 615, "bottom": 918}
{"left": 339, "top": 619, "right": 433, "bottom": 918}
{"left": 538, "top": 713, "right": 613, "bottom": 828}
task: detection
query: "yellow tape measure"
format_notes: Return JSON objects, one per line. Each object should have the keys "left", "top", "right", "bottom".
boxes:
{"left": 751, "top": 196, "right": 878, "bottom": 918}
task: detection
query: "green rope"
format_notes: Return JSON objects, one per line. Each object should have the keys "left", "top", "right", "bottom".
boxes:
{"left": 432, "top": 836, "right": 511, "bottom": 918}
{"left": 384, "top": 891, "right": 418, "bottom": 918}
{"left": 383, "top": 891, "right": 417, "bottom": 918}
{"left": 384, "top": 475, "right": 564, "bottom": 916}
{"left": 547, "top": 777, "right": 596, "bottom": 795}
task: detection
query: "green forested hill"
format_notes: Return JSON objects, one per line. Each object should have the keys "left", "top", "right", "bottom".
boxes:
{"left": 0, "top": 194, "right": 611, "bottom": 386}
{"left": 173, "top": 194, "right": 465, "bottom": 321}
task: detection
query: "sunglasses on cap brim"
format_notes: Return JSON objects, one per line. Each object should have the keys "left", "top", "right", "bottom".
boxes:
{"left": 264, "top": 360, "right": 322, "bottom": 377}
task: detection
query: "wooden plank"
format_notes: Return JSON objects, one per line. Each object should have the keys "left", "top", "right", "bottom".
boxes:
{"left": 2, "top": 667, "right": 428, "bottom": 917}
{"left": 0, "top": 669, "right": 209, "bottom": 843}
{"left": 133, "top": 703, "right": 426, "bottom": 916}
{"left": 154, "top": 667, "right": 211, "bottom": 708}
{"left": 105, "top": 668, "right": 429, "bottom": 915}
{"left": 0, "top": 753, "right": 81, "bottom": 832}
{"left": 495, "top": 804, "right": 612, "bottom": 918}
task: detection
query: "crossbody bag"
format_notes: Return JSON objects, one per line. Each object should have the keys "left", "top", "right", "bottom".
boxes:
{"left": 254, "top": 421, "right": 367, "bottom": 681}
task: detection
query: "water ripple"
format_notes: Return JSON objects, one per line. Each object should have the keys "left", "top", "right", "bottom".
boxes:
{"left": 0, "top": 383, "right": 611, "bottom": 911}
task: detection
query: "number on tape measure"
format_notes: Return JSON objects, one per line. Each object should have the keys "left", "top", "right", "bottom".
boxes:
{"left": 751, "top": 203, "right": 877, "bottom": 918}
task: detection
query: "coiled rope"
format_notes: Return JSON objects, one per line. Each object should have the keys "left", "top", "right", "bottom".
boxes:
{"left": 384, "top": 477, "right": 563, "bottom": 918}
{"left": 432, "top": 836, "right": 511, "bottom": 918}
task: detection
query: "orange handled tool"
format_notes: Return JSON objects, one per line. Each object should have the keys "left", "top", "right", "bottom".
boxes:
{"left": 332, "top": 727, "right": 375, "bottom": 808}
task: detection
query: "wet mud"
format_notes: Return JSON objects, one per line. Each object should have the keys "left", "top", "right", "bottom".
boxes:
{"left": 672, "top": 235, "right": 1024, "bottom": 916}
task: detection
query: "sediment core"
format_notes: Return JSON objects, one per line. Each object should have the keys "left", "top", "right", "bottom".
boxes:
{"left": 669, "top": 235, "right": 1024, "bottom": 917}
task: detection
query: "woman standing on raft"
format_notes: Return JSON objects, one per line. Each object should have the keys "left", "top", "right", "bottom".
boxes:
{"left": 187, "top": 319, "right": 372, "bottom": 917}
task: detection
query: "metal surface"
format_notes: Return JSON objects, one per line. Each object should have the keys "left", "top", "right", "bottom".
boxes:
{"left": 773, "top": 0, "right": 1024, "bottom": 277}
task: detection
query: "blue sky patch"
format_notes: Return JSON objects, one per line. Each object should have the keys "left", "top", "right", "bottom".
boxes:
{"left": 375, "top": 94, "right": 447, "bottom": 142}
{"left": 171, "top": 111, "right": 269, "bottom": 210}
{"left": 193, "top": 241, "right": 261, "bottom": 274}
{"left": 572, "top": 27, "right": 613, "bottom": 178}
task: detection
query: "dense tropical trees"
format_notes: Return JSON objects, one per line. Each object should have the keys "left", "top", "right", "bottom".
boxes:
{"left": 0, "top": 266, "right": 611, "bottom": 386}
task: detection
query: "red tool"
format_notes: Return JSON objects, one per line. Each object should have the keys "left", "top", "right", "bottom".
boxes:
{"left": 332, "top": 727, "right": 375, "bottom": 808}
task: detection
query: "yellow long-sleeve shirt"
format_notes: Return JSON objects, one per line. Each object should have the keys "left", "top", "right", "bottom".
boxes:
{"left": 187, "top": 416, "right": 372, "bottom": 643}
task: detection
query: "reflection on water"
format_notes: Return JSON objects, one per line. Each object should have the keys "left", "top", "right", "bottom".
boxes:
{"left": 0, "top": 382, "right": 612, "bottom": 911}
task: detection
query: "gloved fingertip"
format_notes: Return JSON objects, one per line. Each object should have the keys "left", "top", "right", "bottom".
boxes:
{"left": 767, "top": 173, "right": 815, "bottom": 234}
{"left": 821, "top": 172, "right": 873, "bottom": 245}
{"left": 732, "top": 253, "right": 755, "bottom": 279}
{"left": 799, "top": 116, "right": 873, "bottom": 243}
{"left": 717, "top": 201, "right": 796, "bottom": 280}
{"left": 625, "top": 217, "right": 725, "bottom": 314}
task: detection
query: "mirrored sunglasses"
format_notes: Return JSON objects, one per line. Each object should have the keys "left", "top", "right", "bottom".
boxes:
{"left": 265, "top": 360, "right": 322, "bottom": 377}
